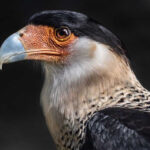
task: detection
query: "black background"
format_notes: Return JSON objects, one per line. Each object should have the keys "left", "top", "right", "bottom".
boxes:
{"left": 0, "top": 0, "right": 150, "bottom": 150}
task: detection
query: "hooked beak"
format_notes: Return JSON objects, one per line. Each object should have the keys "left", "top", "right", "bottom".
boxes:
{"left": 0, "top": 25, "right": 74, "bottom": 69}
{"left": 0, "top": 32, "right": 26, "bottom": 69}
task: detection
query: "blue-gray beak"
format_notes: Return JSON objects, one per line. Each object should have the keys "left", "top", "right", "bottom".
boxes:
{"left": 0, "top": 32, "right": 26, "bottom": 69}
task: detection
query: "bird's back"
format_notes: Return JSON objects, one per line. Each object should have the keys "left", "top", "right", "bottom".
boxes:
{"left": 81, "top": 86, "right": 150, "bottom": 150}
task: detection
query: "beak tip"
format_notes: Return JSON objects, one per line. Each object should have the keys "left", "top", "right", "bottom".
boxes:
{"left": 0, "top": 63, "right": 3, "bottom": 70}
{"left": 0, "top": 32, "right": 26, "bottom": 65}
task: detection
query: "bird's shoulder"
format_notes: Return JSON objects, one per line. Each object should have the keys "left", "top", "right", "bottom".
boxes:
{"left": 80, "top": 107, "right": 150, "bottom": 150}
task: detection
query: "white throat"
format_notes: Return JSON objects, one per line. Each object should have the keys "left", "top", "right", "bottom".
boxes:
{"left": 40, "top": 38, "right": 139, "bottom": 149}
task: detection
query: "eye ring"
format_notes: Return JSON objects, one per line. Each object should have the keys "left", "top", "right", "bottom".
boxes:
{"left": 55, "top": 27, "right": 71, "bottom": 42}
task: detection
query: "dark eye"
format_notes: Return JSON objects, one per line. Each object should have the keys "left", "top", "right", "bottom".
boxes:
{"left": 55, "top": 27, "right": 71, "bottom": 41}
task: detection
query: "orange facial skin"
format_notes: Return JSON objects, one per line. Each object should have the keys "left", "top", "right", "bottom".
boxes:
{"left": 19, "top": 25, "right": 77, "bottom": 63}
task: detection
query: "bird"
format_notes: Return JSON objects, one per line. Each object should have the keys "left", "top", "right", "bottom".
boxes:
{"left": 1, "top": 10, "right": 150, "bottom": 150}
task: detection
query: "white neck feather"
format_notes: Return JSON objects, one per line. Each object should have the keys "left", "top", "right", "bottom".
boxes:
{"left": 40, "top": 40, "right": 139, "bottom": 148}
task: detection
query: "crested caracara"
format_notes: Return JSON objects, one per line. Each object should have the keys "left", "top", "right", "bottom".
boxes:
{"left": 1, "top": 10, "right": 150, "bottom": 150}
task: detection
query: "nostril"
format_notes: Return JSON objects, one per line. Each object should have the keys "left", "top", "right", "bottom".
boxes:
{"left": 19, "top": 32, "right": 24, "bottom": 37}
{"left": 18, "top": 28, "right": 26, "bottom": 37}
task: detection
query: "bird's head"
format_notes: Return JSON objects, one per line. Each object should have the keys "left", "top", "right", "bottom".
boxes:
{"left": 0, "top": 10, "right": 136, "bottom": 92}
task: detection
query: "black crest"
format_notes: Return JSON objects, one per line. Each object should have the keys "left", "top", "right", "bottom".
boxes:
{"left": 29, "top": 10, "right": 128, "bottom": 61}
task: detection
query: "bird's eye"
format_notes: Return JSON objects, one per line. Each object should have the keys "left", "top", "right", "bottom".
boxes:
{"left": 55, "top": 27, "right": 71, "bottom": 42}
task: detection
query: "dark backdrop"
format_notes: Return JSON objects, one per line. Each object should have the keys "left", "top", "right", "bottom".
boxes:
{"left": 0, "top": 0, "right": 150, "bottom": 150}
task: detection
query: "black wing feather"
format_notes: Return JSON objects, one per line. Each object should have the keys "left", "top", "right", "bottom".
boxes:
{"left": 81, "top": 108, "right": 150, "bottom": 150}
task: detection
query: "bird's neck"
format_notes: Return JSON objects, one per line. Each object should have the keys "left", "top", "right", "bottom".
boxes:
{"left": 40, "top": 63, "right": 145, "bottom": 150}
